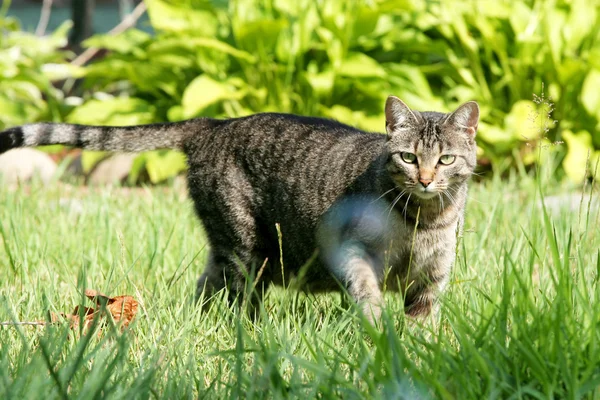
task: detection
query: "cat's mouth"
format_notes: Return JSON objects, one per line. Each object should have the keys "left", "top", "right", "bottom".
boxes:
{"left": 412, "top": 186, "right": 439, "bottom": 200}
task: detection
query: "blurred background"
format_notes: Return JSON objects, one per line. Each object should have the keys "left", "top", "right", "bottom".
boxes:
{"left": 0, "top": 0, "right": 598, "bottom": 185}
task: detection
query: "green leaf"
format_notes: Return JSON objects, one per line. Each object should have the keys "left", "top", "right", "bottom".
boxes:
{"left": 81, "top": 151, "right": 110, "bottom": 174}
{"left": 145, "top": 0, "right": 217, "bottom": 36}
{"left": 85, "top": 59, "right": 179, "bottom": 95}
{"left": 581, "top": 69, "right": 600, "bottom": 117}
{"left": 47, "top": 21, "right": 73, "bottom": 48}
{"left": 476, "top": 122, "right": 515, "bottom": 152}
{"left": 304, "top": 69, "right": 335, "bottom": 97}
{"left": 83, "top": 29, "right": 151, "bottom": 54}
{"left": 66, "top": 97, "right": 156, "bottom": 126}
{"left": 321, "top": 105, "right": 384, "bottom": 132}
{"left": 351, "top": 6, "right": 381, "bottom": 42}
{"left": 543, "top": 8, "right": 567, "bottom": 70}
{"left": 192, "top": 38, "right": 255, "bottom": 63}
{"left": 337, "top": 53, "right": 386, "bottom": 78}
{"left": 145, "top": 150, "right": 187, "bottom": 183}
{"left": 562, "top": 130, "right": 594, "bottom": 183}
{"left": 147, "top": 37, "right": 255, "bottom": 64}
{"left": 377, "top": 0, "right": 421, "bottom": 13}
{"left": 181, "top": 75, "right": 246, "bottom": 118}
{"left": 41, "top": 63, "right": 86, "bottom": 81}
{"left": 564, "top": 0, "right": 598, "bottom": 53}
{"left": 0, "top": 95, "right": 42, "bottom": 127}
{"left": 0, "top": 80, "right": 44, "bottom": 103}
{"left": 128, "top": 154, "right": 148, "bottom": 185}
{"left": 504, "top": 100, "right": 544, "bottom": 141}
{"left": 234, "top": 19, "right": 288, "bottom": 54}
{"left": 509, "top": 2, "right": 532, "bottom": 36}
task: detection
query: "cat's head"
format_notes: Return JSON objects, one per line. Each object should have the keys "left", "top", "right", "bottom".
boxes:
{"left": 384, "top": 96, "right": 479, "bottom": 200}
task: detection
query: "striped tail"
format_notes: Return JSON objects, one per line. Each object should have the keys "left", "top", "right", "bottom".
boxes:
{"left": 0, "top": 120, "right": 201, "bottom": 154}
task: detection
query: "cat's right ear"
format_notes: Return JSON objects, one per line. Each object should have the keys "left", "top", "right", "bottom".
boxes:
{"left": 385, "top": 96, "right": 419, "bottom": 136}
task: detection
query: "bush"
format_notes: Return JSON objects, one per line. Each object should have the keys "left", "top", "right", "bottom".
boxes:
{"left": 2, "top": 0, "right": 600, "bottom": 183}
{"left": 0, "top": 16, "right": 79, "bottom": 129}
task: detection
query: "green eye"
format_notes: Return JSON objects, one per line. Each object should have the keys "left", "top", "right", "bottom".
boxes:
{"left": 400, "top": 152, "right": 417, "bottom": 163}
{"left": 439, "top": 155, "right": 456, "bottom": 165}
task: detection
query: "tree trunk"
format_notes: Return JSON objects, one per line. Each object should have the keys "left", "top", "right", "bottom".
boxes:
{"left": 68, "top": 0, "right": 95, "bottom": 52}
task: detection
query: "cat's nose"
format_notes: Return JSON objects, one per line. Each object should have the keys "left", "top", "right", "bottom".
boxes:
{"left": 419, "top": 178, "right": 433, "bottom": 187}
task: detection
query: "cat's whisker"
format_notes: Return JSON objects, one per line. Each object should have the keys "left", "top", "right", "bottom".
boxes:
{"left": 438, "top": 192, "right": 445, "bottom": 212}
{"left": 402, "top": 193, "right": 413, "bottom": 222}
{"left": 386, "top": 189, "right": 407, "bottom": 217}
{"left": 444, "top": 189, "right": 460, "bottom": 209}
{"left": 448, "top": 184, "right": 485, "bottom": 205}
{"left": 373, "top": 185, "right": 402, "bottom": 203}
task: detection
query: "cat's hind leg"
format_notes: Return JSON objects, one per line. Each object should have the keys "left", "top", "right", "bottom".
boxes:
{"left": 190, "top": 168, "right": 268, "bottom": 311}
{"left": 196, "top": 250, "right": 227, "bottom": 307}
{"left": 196, "top": 249, "right": 268, "bottom": 314}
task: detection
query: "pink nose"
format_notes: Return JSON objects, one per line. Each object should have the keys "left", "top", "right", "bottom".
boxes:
{"left": 419, "top": 178, "right": 433, "bottom": 187}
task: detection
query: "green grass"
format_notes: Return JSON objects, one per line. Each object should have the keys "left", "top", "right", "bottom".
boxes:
{"left": 0, "top": 170, "right": 599, "bottom": 399}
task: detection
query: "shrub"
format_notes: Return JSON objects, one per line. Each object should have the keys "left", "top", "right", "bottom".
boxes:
{"left": 3, "top": 0, "right": 599, "bottom": 183}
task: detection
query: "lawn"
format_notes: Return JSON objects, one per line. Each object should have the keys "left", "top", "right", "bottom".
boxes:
{"left": 0, "top": 166, "right": 599, "bottom": 399}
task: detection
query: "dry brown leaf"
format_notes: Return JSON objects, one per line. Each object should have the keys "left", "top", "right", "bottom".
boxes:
{"left": 49, "top": 290, "right": 138, "bottom": 332}
{"left": 106, "top": 296, "right": 139, "bottom": 327}
{"left": 50, "top": 305, "right": 97, "bottom": 329}
{"left": 84, "top": 289, "right": 111, "bottom": 304}
{"left": 2, "top": 290, "right": 138, "bottom": 332}
{"left": 84, "top": 289, "right": 139, "bottom": 328}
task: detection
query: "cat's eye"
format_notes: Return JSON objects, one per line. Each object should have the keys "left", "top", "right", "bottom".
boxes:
{"left": 439, "top": 155, "right": 456, "bottom": 165}
{"left": 400, "top": 152, "right": 417, "bottom": 164}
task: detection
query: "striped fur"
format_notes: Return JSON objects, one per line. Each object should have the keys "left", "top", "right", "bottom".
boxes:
{"left": 0, "top": 120, "right": 207, "bottom": 154}
{"left": 0, "top": 97, "right": 479, "bottom": 323}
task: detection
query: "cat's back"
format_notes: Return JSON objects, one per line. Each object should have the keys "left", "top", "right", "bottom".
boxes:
{"left": 185, "top": 112, "right": 387, "bottom": 224}
{"left": 185, "top": 112, "right": 386, "bottom": 177}
{"left": 224, "top": 112, "right": 377, "bottom": 143}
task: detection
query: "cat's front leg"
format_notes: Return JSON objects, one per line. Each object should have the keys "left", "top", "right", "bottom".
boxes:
{"left": 338, "top": 251, "right": 384, "bottom": 324}
{"left": 403, "top": 254, "right": 452, "bottom": 319}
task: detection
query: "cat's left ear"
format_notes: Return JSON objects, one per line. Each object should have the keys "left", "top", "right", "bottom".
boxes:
{"left": 443, "top": 101, "right": 479, "bottom": 138}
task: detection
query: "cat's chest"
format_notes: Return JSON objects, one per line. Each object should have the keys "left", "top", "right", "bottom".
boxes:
{"left": 384, "top": 210, "right": 458, "bottom": 275}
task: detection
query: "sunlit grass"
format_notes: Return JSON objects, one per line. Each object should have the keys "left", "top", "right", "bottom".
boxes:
{"left": 0, "top": 170, "right": 599, "bottom": 398}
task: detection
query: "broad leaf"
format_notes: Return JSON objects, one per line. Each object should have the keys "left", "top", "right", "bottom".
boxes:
{"left": 82, "top": 152, "right": 110, "bottom": 174}
{"left": 146, "top": 0, "right": 217, "bottom": 36}
{"left": 83, "top": 29, "right": 151, "bottom": 54}
{"left": 145, "top": 150, "right": 187, "bottom": 183}
{"left": 181, "top": 75, "right": 246, "bottom": 118}
{"left": 581, "top": 69, "right": 600, "bottom": 117}
{"left": 67, "top": 97, "right": 156, "bottom": 126}
{"left": 562, "top": 130, "right": 593, "bottom": 183}
{"left": 504, "top": 100, "right": 544, "bottom": 141}
{"left": 337, "top": 53, "right": 386, "bottom": 78}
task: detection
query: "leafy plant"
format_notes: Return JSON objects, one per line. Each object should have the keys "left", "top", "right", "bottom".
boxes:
{"left": 0, "top": 15, "right": 79, "bottom": 130}
{"left": 3, "top": 0, "right": 600, "bottom": 183}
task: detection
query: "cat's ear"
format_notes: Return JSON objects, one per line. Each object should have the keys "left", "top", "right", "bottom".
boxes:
{"left": 385, "top": 96, "right": 420, "bottom": 135}
{"left": 443, "top": 101, "right": 479, "bottom": 137}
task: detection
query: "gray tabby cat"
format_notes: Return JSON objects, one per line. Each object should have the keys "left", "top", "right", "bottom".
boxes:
{"left": 0, "top": 96, "right": 479, "bottom": 322}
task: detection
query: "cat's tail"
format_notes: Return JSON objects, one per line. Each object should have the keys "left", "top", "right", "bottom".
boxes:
{"left": 0, "top": 119, "right": 205, "bottom": 154}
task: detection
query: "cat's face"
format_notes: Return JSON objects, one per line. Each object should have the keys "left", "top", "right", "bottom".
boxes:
{"left": 384, "top": 96, "right": 479, "bottom": 200}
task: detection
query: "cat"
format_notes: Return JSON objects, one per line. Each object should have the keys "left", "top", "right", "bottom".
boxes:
{"left": 0, "top": 96, "right": 479, "bottom": 322}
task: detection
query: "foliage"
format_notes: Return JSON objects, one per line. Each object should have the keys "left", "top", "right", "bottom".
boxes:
{"left": 2, "top": 0, "right": 600, "bottom": 182}
{"left": 1, "top": 169, "right": 599, "bottom": 397}
{"left": 0, "top": 16, "right": 80, "bottom": 130}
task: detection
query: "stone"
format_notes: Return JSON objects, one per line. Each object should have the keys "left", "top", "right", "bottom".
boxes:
{"left": 539, "top": 193, "right": 599, "bottom": 218}
{"left": 0, "top": 148, "right": 58, "bottom": 184}
{"left": 88, "top": 154, "right": 136, "bottom": 185}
